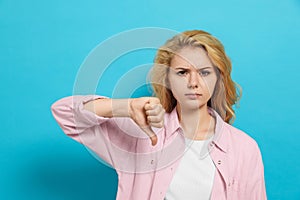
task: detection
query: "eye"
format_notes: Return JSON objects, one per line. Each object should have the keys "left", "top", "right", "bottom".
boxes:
{"left": 176, "top": 70, "right": 187, "bottom": 76}
{"left": 199, "top": 70, "right": 211, "bottom": 77}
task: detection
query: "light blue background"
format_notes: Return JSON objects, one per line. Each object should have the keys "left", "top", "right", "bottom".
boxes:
{"left": 1, "top": 0, "right": 299, "bottom": 199}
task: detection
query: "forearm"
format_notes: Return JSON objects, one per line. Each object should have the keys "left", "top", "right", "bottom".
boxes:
{"left": 83, "top": 98, "right": 131, "bottom": 118}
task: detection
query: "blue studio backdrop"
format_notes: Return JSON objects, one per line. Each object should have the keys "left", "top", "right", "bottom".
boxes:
{"left": 1, "top": 0, "right": 299, "bottom": 199}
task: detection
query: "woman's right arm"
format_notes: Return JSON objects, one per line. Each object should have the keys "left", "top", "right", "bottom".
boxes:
{"left": 51, "top": 95, "right": 164, "bottom": 147}
{"left": 51, "top": 95, "right": 111, "bottom": 139}
{"left": 83, "top": 98, "right": 131, "bottom": 118}
{"left": 82, "top": 96, "right": 164, "bottom": 146}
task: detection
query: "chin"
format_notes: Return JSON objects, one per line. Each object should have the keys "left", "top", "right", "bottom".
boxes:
{"left": 182, "top": 102, "right": 206, "bottom": 111}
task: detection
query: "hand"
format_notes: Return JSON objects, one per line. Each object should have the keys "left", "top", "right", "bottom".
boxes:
{"left": 129, "top": 97, "right": 165, "bottom": 146}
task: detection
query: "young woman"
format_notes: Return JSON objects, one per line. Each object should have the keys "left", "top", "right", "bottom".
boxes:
{"left": 51, "top": 30, "right": 267, "bottom": 200}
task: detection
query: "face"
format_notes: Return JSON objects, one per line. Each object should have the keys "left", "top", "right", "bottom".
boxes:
{"left": 168, "top": 46, "right": 218, "bottom": 111}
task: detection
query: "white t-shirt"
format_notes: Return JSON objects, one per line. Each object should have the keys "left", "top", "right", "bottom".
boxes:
{"left": 164, "top": 136, "right": 216, "bottom": 200}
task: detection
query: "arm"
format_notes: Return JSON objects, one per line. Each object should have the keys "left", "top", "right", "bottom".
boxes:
{"left": 51, "top": 95, "right": 109, "bottom": 137}
{"left": 51, "top": 95, "right": 117, "bottom": 165}
{"left": 83, "top": 98, "right": 131, "bottom": 118}
{"left": 51, "top": 95, "right": 164, "bottom": 145}
{"left": 51, "top": 95, "right": 165, "bottom": 168}
{"left": 247, "top": 143, "right": 267, "bottom": 200}
{"left": 82, "top": 96, "right": 164, "bottom": 146}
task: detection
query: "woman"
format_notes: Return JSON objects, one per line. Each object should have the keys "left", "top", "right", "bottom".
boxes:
{"left": 51, "top": 30, "right": 267, "bottom": 200}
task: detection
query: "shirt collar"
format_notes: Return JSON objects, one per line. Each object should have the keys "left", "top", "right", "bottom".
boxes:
{"left": 165, "top": 106, "right": 228, "bottom": 153}
{"left": 207, "top": 107, "right": 227, "bottom": 153}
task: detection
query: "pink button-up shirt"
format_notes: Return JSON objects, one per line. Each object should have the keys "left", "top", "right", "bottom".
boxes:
{"left": 51, "top": 95, "right": 267, "bottom": 200}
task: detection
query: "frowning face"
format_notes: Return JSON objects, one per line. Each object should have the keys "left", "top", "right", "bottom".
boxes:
{"left": 168, "top": 46, "right": 217, "bottom": 111}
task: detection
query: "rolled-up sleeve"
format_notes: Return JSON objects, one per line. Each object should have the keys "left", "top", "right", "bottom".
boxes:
{"left": 51, "top": 95, "right": 116, "bottom": 165}
{"left": 51, "top": 95, "right": 109, "bottom": 137}
{"left": 51, "top": 95, "right": 161, "bottom": 170}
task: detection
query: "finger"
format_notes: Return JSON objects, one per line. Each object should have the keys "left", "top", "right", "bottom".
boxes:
{"left": 149, "top": 121, "right": 164, "bottom": 128}
{"left": 144, "top": 102, "right": 153, "bottom": 111}
{"left": 149, "top": 97, "right": 160, "bottom": 104}
{"left": 145, "top": 98, "right": 160, "bottom": 111}
{"left": 147, "top": 109, "right": 165, "bottom": 122}
{"left": 145, "top": 104, "right": 161, "bottom": 116}
{"left": 147, "top": 115, "right": 161, "bottom": 123}
{"left": 140, "top": 126, "right": 158, "bottom": 146}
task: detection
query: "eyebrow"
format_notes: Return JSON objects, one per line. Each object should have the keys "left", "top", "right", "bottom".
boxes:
{"left": 174, "top": 66, "right": 213, "bottom": 70}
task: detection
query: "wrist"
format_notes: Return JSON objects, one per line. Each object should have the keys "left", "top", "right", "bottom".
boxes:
{"left": 111, "top": 99, "right": 132, "bottom": 118}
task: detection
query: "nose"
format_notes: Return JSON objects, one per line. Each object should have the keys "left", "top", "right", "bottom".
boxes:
{"left": 187, "top": 71, "right": 200, "bottom": 89}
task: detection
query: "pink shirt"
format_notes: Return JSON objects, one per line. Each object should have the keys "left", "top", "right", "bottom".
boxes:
{"left": 51, "top": 95, "right": 267, "bottom": 200}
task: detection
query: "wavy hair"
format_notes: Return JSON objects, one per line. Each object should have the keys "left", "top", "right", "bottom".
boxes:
{"left": 150, "top": 30, "right": 242, "bottom": 124}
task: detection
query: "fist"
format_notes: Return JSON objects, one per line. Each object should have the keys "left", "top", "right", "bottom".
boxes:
{"left": 129, "top": 97, "right": 165, "bottom": 146}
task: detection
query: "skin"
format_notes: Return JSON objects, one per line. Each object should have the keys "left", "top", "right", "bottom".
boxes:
{"left": 84, "top": 46, "right": 217, "bottom": 145}
{"left": 168, "top": 46, "right": 218, "bottom": 140}
{"left": 83, "top": 97, "right": 163, "bottom": 146}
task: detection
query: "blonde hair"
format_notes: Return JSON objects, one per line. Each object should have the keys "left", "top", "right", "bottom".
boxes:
{"left": 150, "top": 30, "right": 242, "bottom": 124}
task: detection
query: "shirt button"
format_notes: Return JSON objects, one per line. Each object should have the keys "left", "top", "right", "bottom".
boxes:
{"left": 217, "top": 160, "right": 221, "bottom": 165}
{"left": 151, "top": 160, "right": 154, "bottom": 164}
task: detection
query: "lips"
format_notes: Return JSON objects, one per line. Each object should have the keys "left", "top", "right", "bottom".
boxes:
{"left": 185, "top": 93, "right": 202, "bottom": 99}
{"left": 185, "top": 93, "right": 202, "bottom": 96}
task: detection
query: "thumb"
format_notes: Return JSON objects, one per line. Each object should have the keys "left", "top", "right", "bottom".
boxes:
{"left": 140, "top": 125, "right": 158, "bottom": 146}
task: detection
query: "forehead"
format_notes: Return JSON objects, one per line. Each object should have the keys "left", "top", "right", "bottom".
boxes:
{"left": 170, "top": 47, "right": 214, "bottom": 68}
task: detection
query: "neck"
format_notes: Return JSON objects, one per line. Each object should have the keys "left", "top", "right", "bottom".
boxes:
{"left": 176, "top": 104, "right": 215, "bottom": 140}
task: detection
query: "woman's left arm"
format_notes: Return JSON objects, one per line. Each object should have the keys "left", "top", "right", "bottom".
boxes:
{"left": 247, "top": 143, "right": 267, "bottom": 200}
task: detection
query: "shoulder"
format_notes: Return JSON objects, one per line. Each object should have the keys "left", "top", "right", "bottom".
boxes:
{"left": 223, "top": 123, "right": 261, "bottom": 155}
